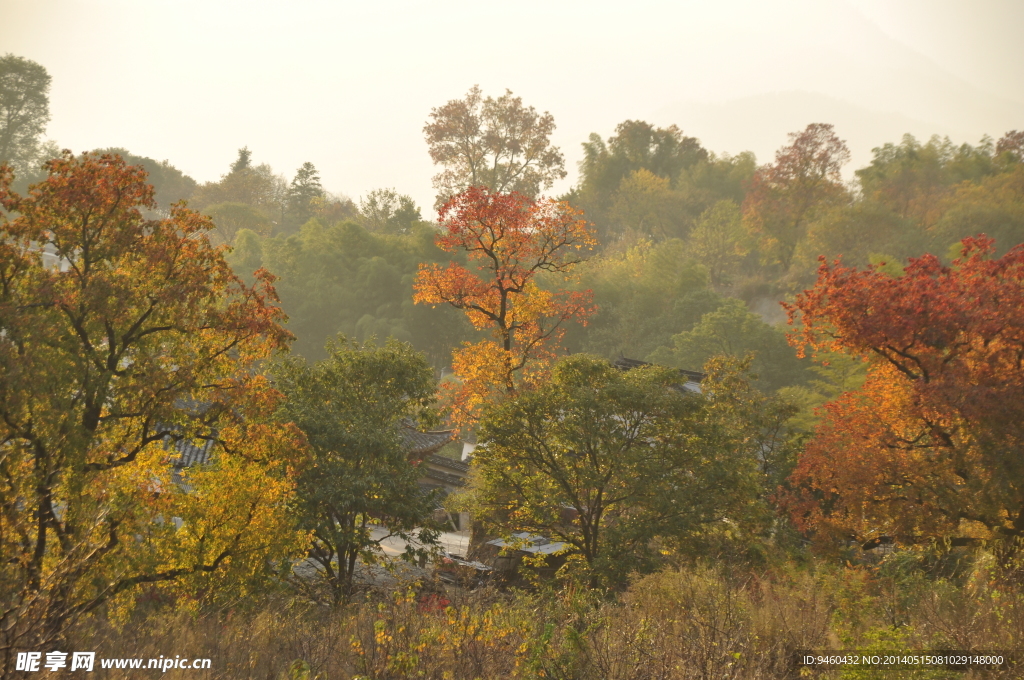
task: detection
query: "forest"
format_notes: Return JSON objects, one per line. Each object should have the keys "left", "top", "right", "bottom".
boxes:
{"left": 2, "top": 53, "right": 1024, "bottom": 678}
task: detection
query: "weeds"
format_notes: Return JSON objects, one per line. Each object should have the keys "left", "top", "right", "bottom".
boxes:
{"left": 63, "top": 551, "right": 1024, "bottom": 679}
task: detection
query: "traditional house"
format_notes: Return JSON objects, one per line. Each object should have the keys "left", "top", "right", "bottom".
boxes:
{"left": 400, "top": 422, "right": 472, "bottom": 530}
{"left": 612, "top": 355, "right": 704, "bottom": 393}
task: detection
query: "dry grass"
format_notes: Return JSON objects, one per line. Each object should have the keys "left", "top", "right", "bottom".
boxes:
{"left": 62, "top": 554, "right": 1024, "bottom": 680}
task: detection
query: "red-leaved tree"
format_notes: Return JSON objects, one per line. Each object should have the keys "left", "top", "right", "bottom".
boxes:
{"left": 743, "top": 123, "right": 850, "bottom": 270}
{"left": 413, "top": 186, "right": 595, "bottom": 426}
{"left": 783, "top": 236, "right": 1024, "bottom": 554}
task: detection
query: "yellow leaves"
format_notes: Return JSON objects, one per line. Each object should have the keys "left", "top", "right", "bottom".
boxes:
{"left": 412, "top": 188, "right": 597, "bottom": 426}
{"left": 0, "top": 152, "right": 311, "bottom": 634}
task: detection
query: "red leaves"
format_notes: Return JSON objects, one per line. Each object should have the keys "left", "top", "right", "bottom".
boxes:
{"left": 788, "top": 236, "right": 1024, "bottom": 388}
{"left": 783, "top": 236, "right": 1024, "bottom": 547}
{"left": 741, "top": 124, "right": 850, "bottom": 269}
{"left": 430, "top": 187, "right": 596, "bottom": 278}
{"left": 413, "top": 187, "right": 596, "bottom": 425}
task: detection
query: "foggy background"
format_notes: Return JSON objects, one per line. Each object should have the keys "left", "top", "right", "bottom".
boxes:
{"left": 4, "top": 0, "right": 1022, "bottom": 212}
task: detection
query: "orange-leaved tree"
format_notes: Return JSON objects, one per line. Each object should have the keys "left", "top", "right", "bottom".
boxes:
{"left": 0, "top": 152, "right": 305, "bottom": 665}
{"left": 782, "top": 236, "right": 1024, "bottom": 554}
{"left": 413, "top": 186, "right": 596, "bottom": 425}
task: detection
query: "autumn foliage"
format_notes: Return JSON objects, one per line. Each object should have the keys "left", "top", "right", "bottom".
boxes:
{"left": 784, "top": 236, "right": 1024, "bottom": 551}
{"left": 413, "top": 187, "right": 595, "bottom": 424}
{"left": 742, "top": 123, "right": 850, "bottom": 270}
{"left": 0, "top": 153, "right": 304, "bottom": 658}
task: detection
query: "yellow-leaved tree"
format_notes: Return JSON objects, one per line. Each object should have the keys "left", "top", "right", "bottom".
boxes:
{"left": 0, "top": 153, "right": 306, "bottom": 667}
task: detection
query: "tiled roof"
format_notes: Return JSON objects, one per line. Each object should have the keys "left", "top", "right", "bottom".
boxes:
{"left": 400, "top": 424, "right": 455, "bottom": 456}
{"left": 420, "top": 467, "right": 466, "bottom": 488}
{"left": 425, "top": 454, "right": 469, "bottom": 473}
{"left": 166, "top": 435, "right": 216, "bottom": 467}
{"left": 612, "top": 356, "right": 704, "bottom": 394}
{"left": 165, "top": 420, "right": 458, "bottom": 468}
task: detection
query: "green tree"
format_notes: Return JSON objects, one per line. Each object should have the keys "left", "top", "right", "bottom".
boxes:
{"left": 190, "top": 148, "right": 288, "bottom": 236}
{"left": 702, "top": 355, "right": 802, "bottom": 498}
{"left": 360, "top": 188, "right": 422, "bottom": 234}
{"left": 205, "top": 201, "right": 273, "bottom": 244}
{"left": 676, "top": 151, "right": 758, "bottom": 210}
{"left": 424, "top": 85, "right": 566, "bottom": 207}
{"left": 472, "top": 355, "right": 761, "bottom": 587}
{"left": 580, "top": 121, "right": 708, "bottom": 200}
{"left": 272, "top": 338, "right": 441, "bottom": 603}
{"left": 286, "top": 161, "right": 325, "bottom": 230}
{"left": 228, "top": 228, "right": 266, "bottom": 284}
{"left": 855, "top": 134, "right": 997, "bottom": 231}
{"left": 92, "top": 147, "right": 197, "bottom": 213}
{"left": 650, "top": 299, "right": 811, "bottom": 393}
{"left": 932, "top": 164, "right": 1024, "bottom": 256}
{"left": 577, "top": 120, "right": 708, "bottom": 245}
{"left": 608, "top": 169, "right": 687, "bottom": 243}
{"left": 0, "top": 54, "right": 51, "bottom": 172}
{"left": 231, "top": 146, "right": 253, "bottom": 173}
{"left": 219, "top": 160, "right": 286, "bottom": 212}
{"left": 241, "top": 218, "right": 471, "bottom": 365}
{"left": 686, "top": 200, "right": 750, "bottom": 288}
{"left": 569, "top": 238, "right": 722, "bottom": 360}
{"left": 794, "top": 201, "right": 919, "bottom": 276}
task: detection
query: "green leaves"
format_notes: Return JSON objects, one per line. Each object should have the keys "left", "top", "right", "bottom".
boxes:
{"left": 650, "top": 299, "right": 812, "bottom": 393}
{"left": 0, "top": 54, "right": 51, "bottom": 172}
{"left": 272, "top": 337, "right": 441, "bottom": 603}
{"left": 472, "top": 355, "right": 770, "bottom": 587}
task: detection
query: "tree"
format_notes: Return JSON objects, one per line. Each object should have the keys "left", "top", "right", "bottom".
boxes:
{"left": 229, "top": 228, "right": 266, "bottom": 283}
{"left": 226, "top": 217, "right": 473, "bottom": 366}
{"left": 742, "top": 123, "right": 851, "bottom": 271}
{"left": 579, "top": 121, "right": 708, "bottom": 202}
{"left": 0, "top": 153, "right": 302, "bottom": 662}
{"left": 855, "top": 134, "right": 997, "bottom": 233}
{"left": 92, "top": 147, "right": 197, "bottom": 214}
{"left": 994, "top": 130, "right": 1024, "bottom": 169}
{"left": 932, "top": 163, "right": 1024, "bottom": 256}
{"left": 286, "top": 161, "right": 325, "bottom": 230}
{"left": 608, "top": 169, "right": 686, "bottom": 243}
{"left": 190, "top": 149, "right": 288, "bottom": 237}
{"left": 856, "top": 135, "right": 949, "bottom": 225}
{"left": 676, "top": 151, "right": 757, "bottom": 211}
{"left": 231, "top": 146, "right": 253, "bottom": 173}
{"left": 359, "top": 188, "right": 422, "bottom": 235}
{"left": 424, "top": 85, "right": 566, "bottom": 208}
{"left": 577, "top": 121, "right": 709, "bottom": 245}
{"left": 570, "top": 239, "right": 721, "bottom": 360}
{"left": 204, "top": 201, "right": 273, "bottom": 244}
{"left": 794, "top": 201, "right": 920, "bottom": 276}
{"left": 413, "top": 187, "right": 596, "bottom": 425}
{"left": 784, "top": 237, "right": 1024, "bottom": 556}
{"left": 0, "top": 55, "right": 51, "bottom": 172}
{"left": 272, "top": 338, "right": 440, "bottom": 604}
{"left": 686, "top": 200, "right": 749, "bottom": 287}
{"left": 649, "top": 299, "right": 811, "bottom": 394}
{"left": 472, "top": 355, "right": 761, "bottom": 587}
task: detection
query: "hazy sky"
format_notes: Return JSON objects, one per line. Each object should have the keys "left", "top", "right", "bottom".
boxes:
{"left": 4, "top": 0, "right": 1023, "bottom": 214}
